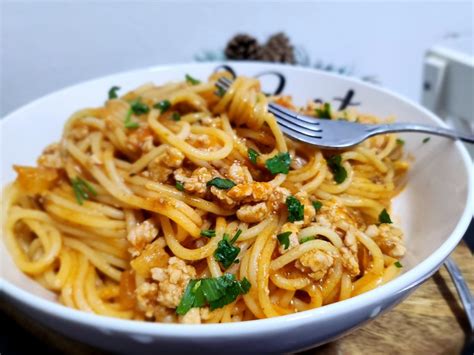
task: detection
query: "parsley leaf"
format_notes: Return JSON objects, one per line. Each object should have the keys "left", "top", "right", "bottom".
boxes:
{"left": 206, "top": 177, "right": 236, "bottom": 190}
{"left": 200, "top": 229, "right": 216, "bottom": 238}
{"left": 300, "top": 236, "right": 315, "bottom": 244}
{"left": 277, "top": 231, "right": 291, "bottom": 250}
{"left": 265, "top": 152, "right": 291, "bottom": 174}
{"left": 394, "top": 261, "right": 403, "bottom": 268}
{"left": 185, "top": 74, "right": 201, "bottom": 85}
{"left": 315, "top": 102, "right": 332, "bottom": 119}
{"left": 130, "top": 98, "right": 149, "bottom": 115}
{"left": 378, "top": 208, "right": 393, "bottom": 224}
{"left": 124, "top": 109, "right": 139, "bottom": 129}
{"left": 71, "top": 177, "right": 97, "bottom": 205}
{"left": 312, "top": 200, "right": 323, "bottom": 212}
{"left": 396, "top": 138, "right": 405, "bottom": 146}
{"left": 248, "top": 148, "right": 259, "bottom": 164}
{"left": 214, "top": 230, "right": 241, "bottom": 269}
{"left": 422, "top": 137, "right": 430, "bottom": 143}
{"left": 153, "top": 99, "right": 171, "bottom": 113}
{"left": 286, "top": 196, "right": 304, "bottom": 222}
{"left": 176, "top": 274, "right": 250, "bottom": 315}
{"left": 171, "top": 112, "right": 181, "bottom": 121}
{"left": 175, "top": 181, "right": 184, "bottom": 191}
{"left": 327, "top": 155, "right": 347, "bottom": 184}
{"left": 108, "top": 86, "right": 120, "bottom": 100}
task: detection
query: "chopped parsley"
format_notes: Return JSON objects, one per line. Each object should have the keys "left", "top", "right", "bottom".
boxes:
{"left": 124, "top": 108, "right": 139, "bottom": 129}
{"left": 71, "top": 177, "right": 97, "bottom": 205}
{"left": 130, "top": 98, "right": 149, "bottom": 115}
{"left": 422, "top": 137, "right": 431, "bottom": 144}
{"left": 312, "top": 200, "right": 323, "bottom": 212}
{"left": 277, "top": 231, "right": 292, "bottom": 250}
{"left": 265, "top": 152, "right": 291, "bottom": 174}
{"left": 153, "top": 99, "right": 171, "bottom": 113}
{"left": 185, "top": 74, "right": 201, "bottom": 85}
{"left": 206, "top": 177, "right": 236, "bottom": 190}
{"left": 248, "top": 148, "right": 259, "bottom": 164}
{"left": 286, "top": 196, "right": 304, "bottom": 222}
{"left": 327, "top": 155, "right": 347, "bottom": 184}
{"left": 394, "top": 261, "right": 403, "bottom": 268}
{"left": 216, "top": 86, "right": 226, "bottom": 97}
{"left": 315, "top": 102, "right": 332, "bottom": 119}
{"left": 175, "top": 181, "right": 184, "bottom": 191}
{"left": 108, "top": 86, "right": 120, "bottom": 100}
{"left": 171, "top": 112, "right": 181, "bottom": 121}
{"left": 378, "top": 208, "right": 393, "bottom": 224}
{"left": 214, "top": 229, "right": 242, "bottom": 269}
{"left": 200, "top": 229, "right": 216, "bottom": 238}
{"left": 300, "top": 236, "right": 315, "bottom": 244}
{"left": 396, "top": 138, "right": 405, "bottom": 146}
{"left": 176, "top": 273, "right": 250, "bottom": 315}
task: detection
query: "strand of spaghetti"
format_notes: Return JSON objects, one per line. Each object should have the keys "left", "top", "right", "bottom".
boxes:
{"left": 298, "top": 226, "right": 343, "bottom": 248}
{"left": 63, "top": 237, "right": 122, "bottom": 281}
{"left": 356, "top": 147, "right": 388, "bottom": 173}
{"left": 73, "top": 253, "right": 94, "bottom": 312}
{"left": 269, "top": 272, "right": 310, "bottom": 290}
{"left": 148, "top": 110, "right": 233, "bottom": 161}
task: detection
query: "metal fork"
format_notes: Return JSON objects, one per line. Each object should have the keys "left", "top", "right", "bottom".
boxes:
{"left": 216, "top": 77, "right": 474, "bottom": 149}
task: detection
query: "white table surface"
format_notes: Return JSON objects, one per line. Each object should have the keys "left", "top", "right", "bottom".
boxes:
{"left": 1, "top": 0, "right": 473, "bottom": 116}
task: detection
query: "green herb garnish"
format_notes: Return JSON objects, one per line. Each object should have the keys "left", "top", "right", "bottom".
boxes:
{"left": 214, "top": 229, "right": 242, "bottom": 269}
{"left": 124, "top": 108, "right": 139, "bottom": 129}
{"left": 315, "top": 102, "right": 332, "bottom": 119}
{"left": 396, "top": 138, "right": 405, "bottom": 146}
{"left": 185, "top": 74, "right": 201, "bottom": 85}
{"left": 248, "top": 148, "right": 259, "bottom": 164}
{"left": 312, "top": 200, "right": 323, "bottom": 212}
{"left": 175, "top": 181, "right": 185, "bottom": 191}
{"left": 108, "top": 86, "right": 120, "bottom": 100}
{"left": 394, "top": 261, "right": 403, "bottom": 268}
{"left": 200, "top": 229, "right": 216, "bottom": 238}
{"left": 71, "top": 177, "right": 97, "bottom": 205}
{"left": 300, "top": 236, "right": 315, "bottom": 244}
{"left": 422, "top": 137, "right": 430, "bottom": 144}
{"left": 130, "top": 98, "right": 149, "bottom": 115}
{"left": 277, "top": 231, "right": 292, "bottom": 250}
{"left": 153, "top": 99, "right": 171, "bottom": 113}
{"left": 206, "top": 177, "right": 236, "bottom": 190}
{"left": 286, "top": 196, "right": 304, "bottom": 222}
{"left": 378, "top": 208, "right": 393, "bottom": 224}
{"left": 327, "top": 155, "right": 347, "bottom": 184}
{"left": 171, "top": 112, "right": 181, "bottom": 121}
{"left": 265, "top": 152, "right": 291, "bottom": 174}
{"left": 176, "top": 273, "right": 250, "bottom": 315}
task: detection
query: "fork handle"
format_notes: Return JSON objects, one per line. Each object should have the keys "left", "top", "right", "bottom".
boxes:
{"left": 367, "top": 123, "right": 474, "bottom": 144}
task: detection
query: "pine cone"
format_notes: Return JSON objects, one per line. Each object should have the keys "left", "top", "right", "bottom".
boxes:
{"left": 225, "top": 34, "right": 261, "bottom": 60}
{"left": 258, "top": 32, "right": 296, "bottom": 64}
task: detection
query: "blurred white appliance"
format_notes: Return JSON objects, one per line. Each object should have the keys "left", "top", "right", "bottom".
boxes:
{"left": 422, "top": 37, "right": 474, "bottom": 158}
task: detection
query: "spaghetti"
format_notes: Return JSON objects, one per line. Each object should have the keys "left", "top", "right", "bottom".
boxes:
{"left": 3, "top": 73, "right": 409, "bottom": 323}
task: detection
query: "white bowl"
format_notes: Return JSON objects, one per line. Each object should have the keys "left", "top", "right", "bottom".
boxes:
{"left": 1, "top": 62, "right": 473, "bottom": 354}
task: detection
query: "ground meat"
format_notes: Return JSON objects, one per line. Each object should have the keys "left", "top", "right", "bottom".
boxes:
{"left": 37, "top": 143, "right": 63, "bottom": 169}
{"left": 127, "top": 219, "right": 159, "bottom": 256}
{"left": 135, "top": 281, "right": 159, "bottom": 318}
{"left": 340, "top": 246, "right": 360, "bottom": 277}
{"left": 148, "top": 147, "right": 185, "bottom": 182}
{"left": 227, "top": 182, "right": 273, "bottom": 203}
{"left": 210, "top": 186, "right": 236, "bottom": 208}
{"left": 226, "top": 162, "right": 252, "bottom": 184}
{"left": 366, "top": 224, "right": 406, "bottom": 258}
{"left": 187, "top": 133, "right": 211, "bottom": 148}
{"left": 267, "top": 186, "right": 291, "bottom": 212}
{"left": 173, "top": 167, "right": 215, "bottom": 197}
{"left": 295, "top": 250, "right": 334, "bottom": 281}
{"left": 178, "top": 307, "right": 211, "bottom": 324}
{"left": 236, "top": 202, "right": 269, "bottom": 223}
{"left": 316, "top": 200, "right": 363, "bottom": 230}
{"left": 150, "top": 257, "right": 197, "bottom": 309}
{"left": 68, "top": 126, "right": 90, "bottom": 140}
{"left": 127, "top": 127, "right": 155, "bottom": 153}
{"left": 277, "top": 222, "right": 300, "bottom": 254}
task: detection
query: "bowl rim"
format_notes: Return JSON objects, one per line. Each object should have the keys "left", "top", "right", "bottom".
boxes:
{"left": 1, "top": 61, "right": 473, "bottom": 337}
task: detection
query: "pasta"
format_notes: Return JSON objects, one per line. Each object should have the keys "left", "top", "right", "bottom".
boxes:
{"left": 3, "top": 72, "right": 409, "bottom": 324}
